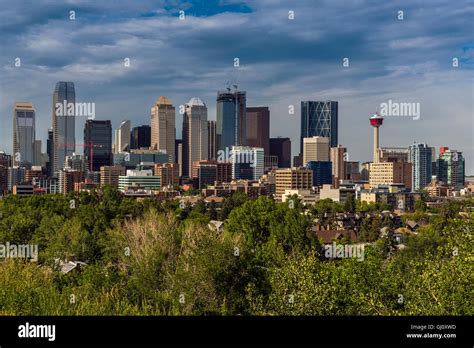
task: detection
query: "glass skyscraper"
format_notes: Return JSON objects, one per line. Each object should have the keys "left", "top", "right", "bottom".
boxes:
{"left": 216, "top": 90, "right": 246, "bottom": 152}
{"left": 13, "top": 102, "right": 35, "bottom": 166}
{"left": 52, "top": 81, "right": 75, "bottom": 174}
{"left": 84, "top": 120, "right": 112, "bottom": 172}
{"left": 408, "top": 143, "right": 432, "bottom": 191}
{"left": 300, "top": 101, "right": 338, "bottom": 154}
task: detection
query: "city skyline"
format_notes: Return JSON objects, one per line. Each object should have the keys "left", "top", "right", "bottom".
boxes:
{"left": 0, "top": 0, "right": 472, "bottom": 173}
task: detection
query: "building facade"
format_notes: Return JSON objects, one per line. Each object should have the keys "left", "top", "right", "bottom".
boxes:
{"left": 216, "top": 90, "right": 246, "bottom": 151}
{"left": 151, "top": 96, "right": 175, "bottom": 162}
{"left": 13, "top": 102, "right": 36, "bottom": 166}
{"left": 300, "top": 101, "right": 338, "bottom": 154}
{"left": 84, "top": 120, "right": 113, "bottom": 172}
{"left": 246, "top": 106, "right": 270, "bottom": 154}
{"left": 52, "top": 81, "right": 75, "bottom": 174}
{"left": 182, "top": 97, "right": 208, "bottom": 178}
{"left": 408, "top": 143, "right": 432, "bottom": 191}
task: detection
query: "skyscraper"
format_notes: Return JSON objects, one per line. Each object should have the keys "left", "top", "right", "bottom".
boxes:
{"left": 300, "top": 101, "right": 338, "bottom": 154}
{"left": 408, "top": 143, "right": 432, "bottom": 191}
{"left": 230, "top": 146, "right": 264, "bottom": 180}
{"left": 151, "top": 96, "right": 175, "bottom": 162}
{"left": 330, "top": 145, "right": 347, "bottom": 188}
{"left": 306, "top": 161, "right": 332, "bottom": 187}
{"left": 46, "top": 129, "right": 53, "bottom": 176}
{"left": 84, "top": 120, "right": 112, "bottom": 172}
{"left": 246, "top": 106, "right": 270, "bottom": 154}
{"left": 437, "top": 148, "right": 465, "bottom": 189}
{"left": 303, "top": 136, "right": 330, "bottom": 166}
{"left": 52, "top": 81, "right": 75, "bottom": 174}
{"left": 269, "top": 137, "right": 291, "bottom": 168}
{"left": 131, "top": 125, "right": 151, "bottom": 149}
{"left": 182, "top": 97, "right": 208, "bottom": 178}
{"left": 216, "top": 89, "right": 246, "bottom": 151}
{"left": 208, "top": 120, "right": 217, "bottom": 160}
{"left": 13, "top": 102, "right": 35, "bottom": 166}
{"left": 114, "top": 120, "right": 131, "bottom": 153}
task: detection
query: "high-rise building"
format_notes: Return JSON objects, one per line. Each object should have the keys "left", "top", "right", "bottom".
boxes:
{"left": 208, "top": 121, "right": 217, "bottom": 160}
{"left": 230, "top": 146, "right": 264, "bottom": 180}
{"left": 52, "top": 81, "right": 75, "bottom": 174}
{"left": 58, "top": 169, "right": 82, "bottom": 194}
{"left": 275, "top": 168, "right": 313, "bottom": 201}
{"left": 330, "top": 145, "right": 347, "bottom": 187}
{"left": 131, "top": 125, "right": 151, "bottom": 150}
{"left": 182, "top": 97, "right": 208, "bottom": 178}
{"left": 84, "top": 120, "right": 113, "bottom": 172}
{"left": 114, "top": 120, "right": 131, "bottom": 153}
{"left": 65, "top": 153, "right": 87, "bottom": 172}
{"left": 118, "top": 169, "right": 161, "bottom": 191}
{"left": 306, "top": 161, "right": 332, "bottom": 187}
{"left": 154, "top": 163, "right": 179, "bottom": 188}
{"left": 46, "top": 129, "right": 53, "bottom": 177}
{"left": 246, "top": 106, "right": 269, "bottom": 154}
{"left": 100, "top": 165, "right": 126, "bottom": 187}
{"left": 408, "top": 143, "right": 432, "bottom": 191}
{"left": 151, "top": 96, "right": 175, "bottom": 162}
{"left": 192, "top": 160, "right": 218, "bottom": 189}
{"left": 269, "top": 137, "right": 291, "bottom": 168}
{"left": 300, "top": 101, "right": 338, "bottom": 154}
{"left": 216, "top": 90, "right": 246, "bottom": 151}
{"left": 13, "top": 102, "right": 36, "bottom": 166}
{"left": 345, "top": 161, "right": 361, "bottom": 181}
{"left": 437, "top": 148, "right": 465, "bottom": 189}
{"left": 303, "top": 136, "right": 330, "bottom": 166}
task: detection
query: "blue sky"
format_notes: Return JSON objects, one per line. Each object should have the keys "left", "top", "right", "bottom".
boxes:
{"left": 1, "top": 0, "right": 473, "bottom": 172}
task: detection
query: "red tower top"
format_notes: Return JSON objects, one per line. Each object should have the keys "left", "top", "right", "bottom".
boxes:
{"left": 370, "top": 112, "right": 384, "bottom": 127}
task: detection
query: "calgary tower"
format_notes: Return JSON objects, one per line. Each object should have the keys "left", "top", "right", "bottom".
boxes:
{"left": 370, "top": 112, "right": 384, "bottom": 163}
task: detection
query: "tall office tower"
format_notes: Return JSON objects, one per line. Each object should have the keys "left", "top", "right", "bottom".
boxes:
{"left": 182, "top": 97, "right": 208, "bottom": 178}
{"left": 437, "top": 148, "right": 465, "bottom": 189}
{"left": 84, "top": 120, "right": 112, "bottom": 172}
{"left": 52, "top": 81, "right": 75, "bottom": 174}
{"left": 151, "top": 96, "right": 176, "bottom": 162}
{"left": 306, "top": 161, "right": 332, "bottom": 187}
{"left": 300, "top": 101, "right": 338, "bottom": 154}
{"left": 246, "top": 106, "right": 270, "bottom": 154}
{"left": 131, "top": 125, "right": 151, "bottom": 149}
{"left": 216, "top": 89, "right": 246, "bottom": 151}
{"left": 303, "top": 136, "right": 330, "bottom": 166}
{"left": 230, "top": 146, "right": 264, "bottom": 180}
{"left": 369, "top": 112, "right": 383, "bottom": 163}
{"left": 430, "top": 147, "right": 438, "bottom": 180}
{"left": 114, "top": 120, "right": 131, "bottom": 153}
{"left": 408, "top": 143, "right": 432, "bottom": 191}
{"left": 208, "top": 120, "right": 217, "bottom": 160}
{"left": 275, "top": 168, "right": 313, "bottom": 201}
{"left": 13, "top": 102, "right": 36, "bottom": 166}
{"left": 330, "top": 145, "right": 347, "bottom": 188}
{"left": 46, "top": 129, "right": 53, "bottom": 177}
{"left": 269, "top": 137, "right": 291, "bottom": 168}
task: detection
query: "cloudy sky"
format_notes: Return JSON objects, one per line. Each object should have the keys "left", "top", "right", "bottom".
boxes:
{"left": 1, "top": 0, "right": 473, "bottom": 172}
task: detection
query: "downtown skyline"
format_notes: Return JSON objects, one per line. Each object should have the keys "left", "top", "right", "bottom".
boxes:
{"left": 0, "top": 0, "right": 472, "bottom": 173}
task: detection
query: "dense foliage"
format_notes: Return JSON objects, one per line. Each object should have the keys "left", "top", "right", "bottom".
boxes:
{"left": 0, "top": 188, "right": 472, "bottom": 315}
